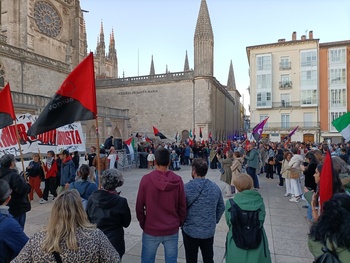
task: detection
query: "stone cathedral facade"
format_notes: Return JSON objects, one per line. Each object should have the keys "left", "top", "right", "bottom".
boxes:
{"left": 0, "top": 0, "right": 243, "bottom": 147}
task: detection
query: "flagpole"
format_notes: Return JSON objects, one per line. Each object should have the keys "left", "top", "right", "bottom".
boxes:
{"left": 14, "top": 119, "right": 26, "bottom": 179}
{"left": 95, "top": 118, "right": 101, "bottom": 189}
{"left": 37, "top": 147, "right": 47, "bottom": 179}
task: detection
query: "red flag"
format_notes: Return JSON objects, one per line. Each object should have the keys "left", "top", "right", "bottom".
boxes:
{"left": 319, "top": 151, "right": 333, "bottom": 211}
{"left": 27, "top": 53, "right": 97, "bottom": 136}
{"left": 199, "top": 127, "right": 203, "bottom": 138}
{"left": 153, "top": 126, "right": 167, "bottom": 139}
{"left": 0, "top": 83, "right": 16, "bottom": 129}
{"left": 245, "top": 140, "right": 250, "bottom": 151}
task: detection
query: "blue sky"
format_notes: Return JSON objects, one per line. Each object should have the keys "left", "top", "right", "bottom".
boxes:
{"left": 81, "top": 0, "right": 350, "bottom": 109}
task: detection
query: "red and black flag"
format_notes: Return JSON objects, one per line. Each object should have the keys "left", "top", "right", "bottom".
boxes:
{"left": 0, "top": 83, "right": 16, "bottom": 129}
{"left": 199, "top": 127, "right": 203, "bottom": 138}
{"left": 319, "top": 150, "right": 333, "bottom": 212}
{"left": 27, "top": 53, "right": 97, "bottom": 136}
{"left": 153, "top": 126, "right": 167, "bottom": 139}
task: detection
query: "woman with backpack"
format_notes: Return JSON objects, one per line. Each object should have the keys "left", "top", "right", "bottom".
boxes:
{"left": 225, "top": 173, "right": 271, "bottom": 263}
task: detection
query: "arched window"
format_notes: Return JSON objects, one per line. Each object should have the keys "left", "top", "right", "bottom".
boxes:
{"left": 0, "top": 62, "right": 5, "bottom": 87}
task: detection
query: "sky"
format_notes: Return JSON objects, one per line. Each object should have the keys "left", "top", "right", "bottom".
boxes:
{"left": 81, "top": 0, "right": 350, "bottom": 110}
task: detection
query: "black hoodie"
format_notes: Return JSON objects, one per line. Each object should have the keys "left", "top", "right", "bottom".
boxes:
{"left": 86, "top": 190, "right": 131, "bottom": 258}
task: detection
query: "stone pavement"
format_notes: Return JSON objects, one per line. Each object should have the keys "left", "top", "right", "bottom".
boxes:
{"left": 24, "top": 165, "right": 314, "bottom": 263}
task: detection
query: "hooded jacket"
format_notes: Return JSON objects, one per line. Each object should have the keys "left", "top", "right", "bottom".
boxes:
{"left": 86, "top": 190, "right": 131, "bottom": 257}
{"left": 60, "top": 157, "right": 76, "bottom": 186}
{"left": 225, "top": 190, "right": 271, "bottom": 263}
{"left": 0, "top": 167, "right": 31, "bottom": 217}
{"left": 136, "top": 169, "right": 187, "bottom": 236}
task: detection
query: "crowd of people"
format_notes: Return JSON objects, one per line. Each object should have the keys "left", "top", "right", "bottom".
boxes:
{"left": 1, "top": 137, "right": 350, "bottom": 262}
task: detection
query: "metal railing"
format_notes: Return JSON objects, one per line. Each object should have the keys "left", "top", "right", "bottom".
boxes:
{"left": 279, "top": 81, "right": 292, "bottom": 89}
{"left": 279, "top": 62, "right": 291, "bottom": 70}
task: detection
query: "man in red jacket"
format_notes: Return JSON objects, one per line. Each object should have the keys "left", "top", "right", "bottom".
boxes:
{"left": 136, "top": 147, "right": 186, "bottom": 263}
{"left": 39, "top": 150, "right": 58, "bottom": 204}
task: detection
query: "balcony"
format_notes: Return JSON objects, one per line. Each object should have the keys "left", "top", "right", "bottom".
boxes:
{"left": 279, "top": 62, "right": 291, "bottom": 70}
{"left": 249, "top": 122, "right": 319, "bottom": 130}
{"left": 279, "top": 81, "right": 292, "bottom": 89}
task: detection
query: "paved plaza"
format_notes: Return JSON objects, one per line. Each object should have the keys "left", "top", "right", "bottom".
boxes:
{"left": 24, "top": 165, "right": 314, "bottom": 263}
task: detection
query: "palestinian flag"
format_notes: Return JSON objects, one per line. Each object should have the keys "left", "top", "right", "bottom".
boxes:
{"left": 332, "top": 112, "right": 350, "bottom": 142}
{"left": 27, "top": 52, "right": 97, "bottom": 136}
{"left": 124, "top": 137, "right": 135, "bottom": 161}
{"left": 0, "top": 83, "right": 15, "bottom": 129}
{"left": 189, "top": 129, "right": 192, "bottom": 138}
{"left": 153, "top": 126, "right": 167, "bottom": 139}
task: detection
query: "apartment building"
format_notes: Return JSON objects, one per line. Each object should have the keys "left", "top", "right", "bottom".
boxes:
{"left": 247, "top": 31, "right": 319, "bottom": 143}
{"left": 319, "top": 41, "right": 350, "bottom": 143}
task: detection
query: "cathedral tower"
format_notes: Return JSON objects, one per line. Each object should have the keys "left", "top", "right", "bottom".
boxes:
{"left": 194, "top": 0, "right": 214, "bottom": 77}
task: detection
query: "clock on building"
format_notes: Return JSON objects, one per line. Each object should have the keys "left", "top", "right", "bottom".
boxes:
{"left": 34, "top": 1, "right": 62, "bottom": 37}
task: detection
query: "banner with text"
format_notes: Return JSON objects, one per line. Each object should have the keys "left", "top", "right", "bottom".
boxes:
{"left": 0, "top": 113, "right": 85, "bottom": 157}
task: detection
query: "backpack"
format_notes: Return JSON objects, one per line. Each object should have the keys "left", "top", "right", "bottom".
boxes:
{"left": 313, "top": 240, "right": 340, "bottom": 263}
{"left": 228, "top": 199, "right": 262, "bottom": 250}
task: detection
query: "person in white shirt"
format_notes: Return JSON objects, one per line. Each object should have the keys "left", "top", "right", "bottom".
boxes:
{"left": 108, "top": 147, "right": 118, "bottom": 169}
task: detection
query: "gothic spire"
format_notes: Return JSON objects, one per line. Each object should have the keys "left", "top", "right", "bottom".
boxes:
{"left": 99, "top": 21, "right": 105, "bottom": 56}
{"left": 184, "top": 50, "right": 190, "bottom": 72}
{"left": 194, "top": 0, "right": 214, "bottom": 77}
{"left": 150, "top": 55, "right": 155, "bottom": 75}
{"left": 227, "top": 60, "right": 236, "bottom": 91}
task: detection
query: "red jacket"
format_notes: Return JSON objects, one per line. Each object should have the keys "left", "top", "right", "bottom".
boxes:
{"left": 44, "top": 159, "right": 58, "bottom": 178}
{"left": 136, "top": 169, "right": 187, "bottom": 236}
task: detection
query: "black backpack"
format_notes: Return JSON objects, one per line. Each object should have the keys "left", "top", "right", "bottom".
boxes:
{"left": 313, "top": 240, "right": 340, "bottom": 263}
{"left": 229, "top": 199, "right": 262, "bottom": 250}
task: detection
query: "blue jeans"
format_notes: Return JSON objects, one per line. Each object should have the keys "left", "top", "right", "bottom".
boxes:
{"left": 247, "top": 167, "right": 259, "bottom": 189}
{"left": 141, "top": 232, "right": 178, "bottom": 263}
{"left": 13, "top": 213, "right": 26, "bottom": 230}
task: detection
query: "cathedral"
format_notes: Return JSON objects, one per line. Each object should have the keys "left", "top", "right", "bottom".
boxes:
{"left": 0, "top": 0, "right": 243, "bottom": 147}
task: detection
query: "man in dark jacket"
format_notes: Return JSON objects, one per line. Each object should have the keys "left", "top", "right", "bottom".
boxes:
{"left": 0, "top": 154, "right": 31, "bottom": 229}
{"left": 136, "top": 147, "right": 187, "bottom": 263}
{"left": 87, "top": 169, "right": 131, "bottom": 259}
{"left": 58, "top": 150, "right": 76, "bottom": 194}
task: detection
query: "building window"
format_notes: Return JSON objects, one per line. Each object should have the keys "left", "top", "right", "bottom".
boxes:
{"left": 304, "top": 113, "right": 314, "bottom": 128}
{"left": 280, "top": 74, "right": 292, "bottom": 88}
{"left": 301, "top": 50, "right": 317, "bottom": 67}
{"left": 280, "top": 57, "right": 291, "bottom": 70}
{"left": 257, "top": 92, "right": 272, "bottom": 107}
{"left": 256, "top": 55, "right": 271, "bottom": 71}
{"left": 330, "top": 88, "right": 346, "bottom": 108}
{"left": 301, "top": 90, "right": 317, "bottom": 105}
{"left": 301, "top": 70, "right": 317, "bottom": 87}
{"left": 281, "top": 93, "right": 291, "bottom": 107}
{"left": 257, "top": 74, "right": 271, "bottom": 89}
{"left": 329, "top": 48, "right": 346, "bottom": 64}
{"left": 0, "top": 62, "right": 5, "bottom": 87}
{"left": 329, "top": 68, "right": 346, "bottom": 85}
{"left": 330, "top": 111, "right": 346, "bottom": 131}
{"left": 281, "top": 114, "right": 290, "bottom": 128}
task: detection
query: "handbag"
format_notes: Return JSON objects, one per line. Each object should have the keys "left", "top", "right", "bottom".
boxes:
{"left": 288, "top": 168, "right": 300, "bottom": 179}
{"left": 268, "top": 159, "right": 275, "bottom": 165}
{"left": 53, "top": 251, "right": 63, "bottom": 263}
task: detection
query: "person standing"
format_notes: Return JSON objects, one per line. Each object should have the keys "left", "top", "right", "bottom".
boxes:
{"left": 225, "top": 173, "right": 271, "bottom": 263}
{"left": 108, "top": 146, "right": 118, "bottom": 169}
{"left": 58, "top": 150, "right": 76, "bottom": 194}
{"left": 136, "top": 147, "right": 187, "bottom": 263}
{"left": 244, "top": 143, "right": 260, "bottom": 189}
{"left": 218, "top": 151, "right": 234, "bottom": 197}
{"left": 40, "top": 150, "right": 58, "bottom": 204}
{"left": 0, "top": 154, "right": 31, "bottom": 229}
{"left": 87, "top": 169, "right": 131, "bottom": 259}
{"left": 182, "top": 158, "right": 224, "bottom": 263}
{"left": 26, "top": 153, "right": 44, "bottom": 201}
{"left": 147, "top": 150, "right": 155, "bottom": 169}
{"left": 0, "top": 179, "right": 29, "bottom": 263}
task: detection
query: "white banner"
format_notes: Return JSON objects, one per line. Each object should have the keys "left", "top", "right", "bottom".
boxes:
{"left": 0, "top": 113, "right": 85, "bottom": 157}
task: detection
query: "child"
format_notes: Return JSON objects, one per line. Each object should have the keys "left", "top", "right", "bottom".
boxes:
{"left": 147, "top": 150, "right": 155, "bottom": 169}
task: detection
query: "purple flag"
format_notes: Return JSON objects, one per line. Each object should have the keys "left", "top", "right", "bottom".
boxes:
{"left": 252, "top": 117, "right": 269, "bottom": 141}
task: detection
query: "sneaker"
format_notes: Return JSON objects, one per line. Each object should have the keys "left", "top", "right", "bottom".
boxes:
{"left": 284, "top": 193, "right": 291, "bottom": 197}
{"left": 39, "top": 199, "right": 47, "bottom": 204}
{"left": 289, "top": 197, "right": 300, "bottom": 203}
